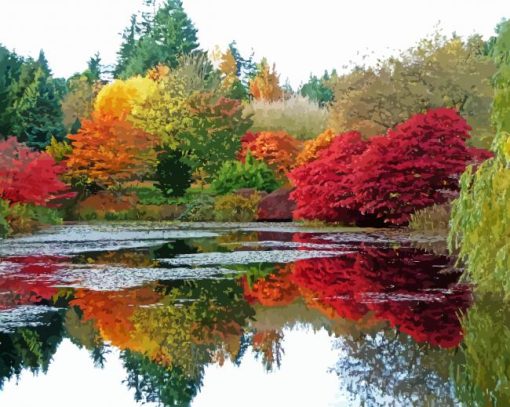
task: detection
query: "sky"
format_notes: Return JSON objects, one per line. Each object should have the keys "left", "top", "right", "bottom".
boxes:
{"left": 0, "top": 0, "right": 508, "bottom": 88}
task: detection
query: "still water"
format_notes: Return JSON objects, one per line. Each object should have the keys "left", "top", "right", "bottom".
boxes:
{"left": 0, "top": 222, "right": 504, "bottom": 406}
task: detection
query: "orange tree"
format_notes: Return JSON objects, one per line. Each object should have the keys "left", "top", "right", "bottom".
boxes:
{"left": 66, "top": 113, "right": 157, "bottom": 189}
{"left": 295, "top": 128, "right": 336, "bottom": 166}
{"left": 239, "top": 131, "right": 302, "bottom": 176}
{"left": 249, "top": 59, "right": 283, "bottom": 102}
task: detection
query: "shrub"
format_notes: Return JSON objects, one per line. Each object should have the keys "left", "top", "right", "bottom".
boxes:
{"left": 0, "top": 137, "right": 74, "bottom": 206}
{"left": 214, "top": 193, "right": 261, "bottom": 222}
{"left": 244, "top": 95, "right": 328, "bottom": 140}
{"left": 289, "top": 131, "right": 369, "bottom": 224}
{"left": 353, "top": 108, "right": 482, "bottom": 225}
{"left": 238, "top": 131, "right": 302, "bottom": 176}
{"left": 4, "top": 203, "right": 62, "bottom": 235}
{"left": 179, "top": 195, "right": 216, "bottom": 221}
{"left": 212, "top": 153, "right": 281, "bottom": 195}
{"left": 0, "top": 199, "right": 11, "bottom": 238}
{"left": 295, "top": 128, "right": 336, "bottom": 166}
{"left": 154, "top": 149, "right": 193, "bottom": 197}
{"left": 409, "top": 203, "right": 451, "bottom": 233}
{"left": 130, "top": 185, "right": 168, "bottom": 205}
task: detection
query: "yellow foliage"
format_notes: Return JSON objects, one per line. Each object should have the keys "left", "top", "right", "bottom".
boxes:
{"left": 249, "top": 60, "right": 283, "bottom": 102}
{"left": 94, "top": 76, "right": 157, "bottom": 120}
{"left": 295, "top": 129, "right": 336, "bottom": 165}
{"left": 45, "top": 136, "right": 72, "bottom": 162}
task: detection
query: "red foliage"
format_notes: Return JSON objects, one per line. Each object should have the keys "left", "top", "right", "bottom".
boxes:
{"left": 238, "top": 131, "right": 302, "bottom": 175}
{"left": 288, "top": 131, "right": 369, "bottom": 223}
{"left": 289, "top": 108, "right": 491, "bottom": 225}
{"left": 289, "top": 246, "right": 472, "bottom": 348}
{"left": 352, "top": 108, "right": 479, "bottom": 225}
{"left": 0, "top": 255, "right": 67, "bottom": 310}
{"left": 0, "top": 137, "right": 74, "bottom": 206}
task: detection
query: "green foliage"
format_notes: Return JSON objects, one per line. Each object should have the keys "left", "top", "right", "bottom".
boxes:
{"left": 449, "top": 20, "right": 510, "bottom": 298}
{"left": 0, "top": 199, "right": 10, "bottom": 238}
{"left": 131, "top": 185, "right": 168, "bottom": 205}
{"left": 0, "top": 44, "right": 23, "bottom": 138}
{"left": 155, "top": 149, "right": 193, "bottom": 197}
{"left": 299, "top": 70, "right": 336, "bottom": 107}
{"left": 453, "top": 295, "right": 510, "bottom": 406}
{"left": 179, "top": 195, "right": 215, "bottom": 221}
{"left": 11, "top": 56, "right": 65, "bottom": 149}
{"left": 409, "top": 203, "right": 451, "bottom": 233}
{"left": 6, "top": 203, "right": 62, "bottom": 235}
{"left": 212, "top": 153, "right": 281, "bottom": 195}
{"left": 214, "top": 193, "right": 261, "bottom": 222}
{"left": 115, "top": 0, "right": 199, "bottom": 78}
{"left": 244, "top": 95, "right": 328, "bottom": 140}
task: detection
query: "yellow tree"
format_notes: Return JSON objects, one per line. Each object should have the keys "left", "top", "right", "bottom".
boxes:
{"left": 328, "top": 33, "right": 496, "bottom": 147}
{"left": 249, "top": 59, "right": 283, "bottom": 102}
{"left": 94, "top": 76, "right": 157, "bottom": 120}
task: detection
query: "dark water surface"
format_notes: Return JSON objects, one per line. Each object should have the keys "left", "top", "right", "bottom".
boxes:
{"left": 0, "top": 222, "right": 502, "bottom": 406}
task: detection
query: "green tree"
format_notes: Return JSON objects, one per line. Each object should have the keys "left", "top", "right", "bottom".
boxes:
{"left": 449, "top": 20, "right": 510, "bottom": 298}
{"left": 299, "top": 70, "right": 335, "bottom": 107}
{"left": 12, "top": 59, "right": 65, "bottom": 149}
{"left": 0, "top": 44, "right": 22, "bottom": 138}
{"left": 328, "top": 32, "right": 496, "bottom": 148}
{"left": 115, "top": 0, "right": 199, "bottom": 78}
{"left": 155, "top": 148, "right": 193, "bottom": 197}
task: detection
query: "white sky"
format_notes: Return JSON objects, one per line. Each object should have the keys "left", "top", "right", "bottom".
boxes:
{"left": 0, "top": 0, "right": 508, "bottom": 88}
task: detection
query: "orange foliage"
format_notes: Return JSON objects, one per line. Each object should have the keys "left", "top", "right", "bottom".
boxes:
{"left": 71, "top": 287, "right": 162, "bottom": 351}
{"left": 66, "top": 114, "right": 157, "bottom": 188}
{"left": 295, "top": 128, "right": 336, "bottom": 166}
{"left": 146, "top": 64, "right": 171, "bottom": 81}
{"left": 239, "top": 131, "right": 303, "bottom": 175}
{"left": 249, "top": 60, "right": 283, "bottom": 102}
{"left": 243, "top": 265, "right": 299, "bottom": 307}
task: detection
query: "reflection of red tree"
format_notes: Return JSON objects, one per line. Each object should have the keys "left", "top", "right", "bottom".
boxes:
{"left": 0, "top": 255, "right": 66, "bottom": 309}
{"left": 242, "top": 241, "right": 472, "bottom": 348}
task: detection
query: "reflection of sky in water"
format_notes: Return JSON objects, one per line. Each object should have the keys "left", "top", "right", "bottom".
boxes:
{"left": 0, "top": 328, "right": 352, "bottom": 407}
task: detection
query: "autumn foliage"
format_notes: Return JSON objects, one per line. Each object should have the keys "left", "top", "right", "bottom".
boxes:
{"left": 295, "top": 128, "right": 336, "bottom": 166}
{"left": 249, "top": 60, "right": 283, "bottom": 102}
{"left": 66, "top": 114, "right": 157, "bottom": 188}
{"left": 289, "top": 131, "right": 369, "bottom": 223}
{"left": 352, "top": 108, "right": 479, "bottom": 225}
{"left": 239, "top": 131, "right": 303, "bottom": 175}
{"left": 0, "top": 137, "right": 73, "bottom": 206}
{"left": 290, "top": 108, "right": 489, "bottom": 225}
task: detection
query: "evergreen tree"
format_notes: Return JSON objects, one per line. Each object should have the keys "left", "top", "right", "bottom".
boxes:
{"left": 0, "top": 45, "right": 22, "bottom": 138}
{"left": 86, "top": 52, "right": 102, "bottom": 81}
{"left": 12, "top": 60, "right": 65, "bottom": 149}
{"left": 115, "top": 0, "right": 199, "bottom": 78}
{"left": 300, "top": 71, "right": 334, "bottom": 107}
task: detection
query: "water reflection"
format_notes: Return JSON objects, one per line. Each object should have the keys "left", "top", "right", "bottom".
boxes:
{"left": 0, "top": 223, "right": 498, "bottom": 406}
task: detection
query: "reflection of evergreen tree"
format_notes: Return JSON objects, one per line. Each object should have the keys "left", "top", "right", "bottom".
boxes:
{"left": 122, "top": 350, "right": 203, "bottom": 407}
{"left": 0, "top": 311, "right": 65, "bottom": 389}
{"left": 336, "top": 331, "right": 458, "bottom": 406}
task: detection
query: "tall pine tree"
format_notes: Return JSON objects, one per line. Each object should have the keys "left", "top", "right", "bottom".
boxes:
{"left": 114, "top": 0, "right": 199, "bottom": 78}
{"left": 11, "top": 51, "right": 65, "bottom": 149}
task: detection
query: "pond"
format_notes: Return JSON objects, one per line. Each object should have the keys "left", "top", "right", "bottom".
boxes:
{"left": 0, "top": 222, "right": 504, "bottom": 406}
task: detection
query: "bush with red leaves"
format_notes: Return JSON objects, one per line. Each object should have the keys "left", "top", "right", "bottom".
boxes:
{"left": 288, "top": 131, "right": 369, "bottom": 223}
{"left": 352, "top": 108, "right": 483, "bottom": 225}
{"left": 289, "top": 108, "right": 490, "bottom": 225}
{"left": 0, "top": 137, "right": 73, "bottom": 206}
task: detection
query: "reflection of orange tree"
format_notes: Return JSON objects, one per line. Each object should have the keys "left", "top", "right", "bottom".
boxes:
{"left": 70, "top": 287, "right": 162, "bottom": 354}
{"left": 70, "top": 280, "right": 255, "bottom": 377}
{"left": 252, "top": 329, "right": 284, "bottom": 371}
{"left": 242, "top": 264, "right": 299, "bottom": 307}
